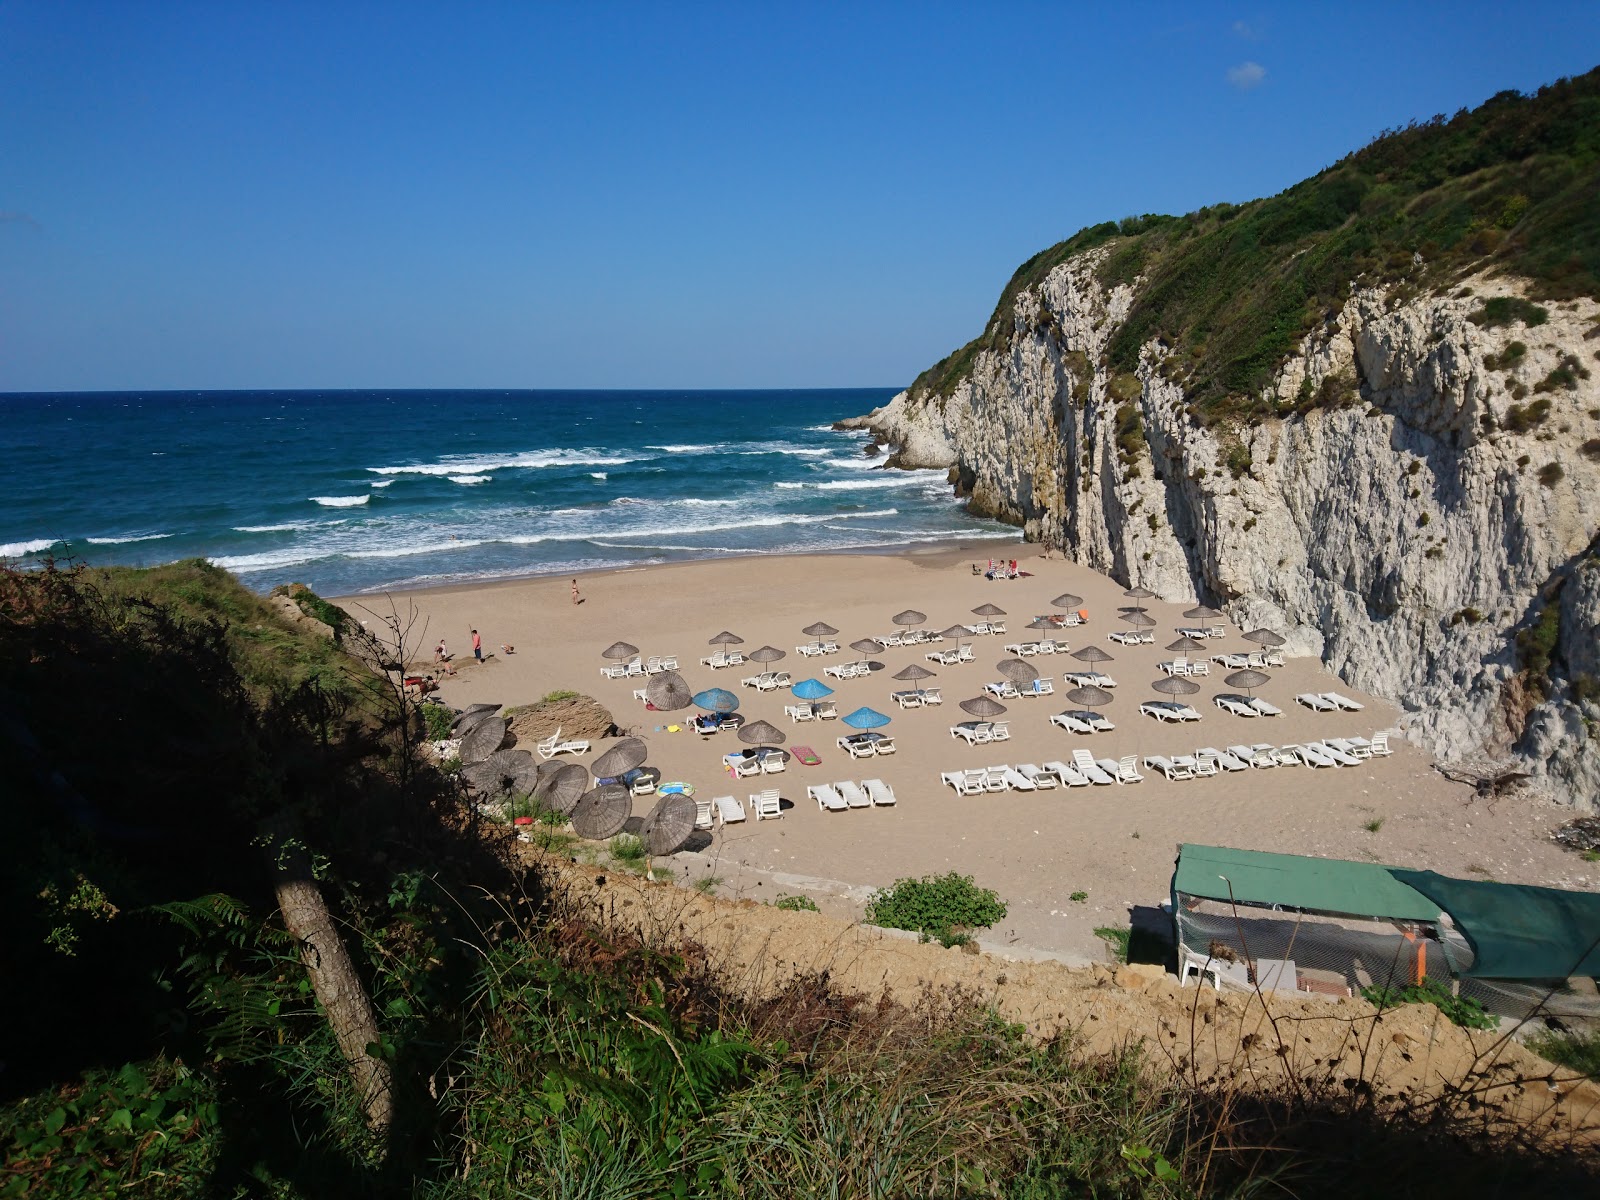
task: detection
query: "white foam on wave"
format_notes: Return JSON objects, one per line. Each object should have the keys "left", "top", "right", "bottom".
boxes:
{"left": 677, "top": 498, "right": 738, "bottom": 507}
{"left": 370, "top": 480, "right": 393, "bottom": 488}
{"left": 645, "top": 443, "right": 720, "bottom": 453}
{"left": 235, "top": 520, "right": 344, "bottom": 533}
{"left": 773, "top": 482, "right": 804, "bottom": 489}
{"left": 448, "top": 475, "right": 492, "bottom": 485}
{"left": 85, "top": 532, "right": 173, "bottom": 545}
{"left": 311, "top": 495, "right": 371, "bottom": 507}
{"left": 1, "top": 538, "right": 57, "bottom": 557}
{"left": 589, "top": 472, "right": 607, "bottom": 480}
{"left": 368, "top": 449, "right": 637, "bottom": 476}
{"left": 813, "top": 476, "right": 930, "bottom": 491}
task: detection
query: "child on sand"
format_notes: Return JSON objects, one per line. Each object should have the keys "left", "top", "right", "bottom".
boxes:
{"left": 471, "top": 628, "right": 483, "bottom": 661}
{"left": 571, "top": 579, "right": 582, "bottom": 605}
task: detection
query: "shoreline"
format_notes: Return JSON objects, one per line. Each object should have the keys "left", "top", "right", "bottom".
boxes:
{"left": 332, "top": 534, "right": 1029, "bottom": 604}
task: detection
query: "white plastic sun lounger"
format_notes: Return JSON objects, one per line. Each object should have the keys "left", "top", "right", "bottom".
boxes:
{"left": 964, "top": 768, "right": 991, "bottom": 794}
{"left": 1309, "top": 740, "right": 1361, "bottom": 767}
{"left": 1249, "top": 697, "right": 1283, "bottom": 717}
{"left": 941, "top": 771, "right": 970, "bottom": 795}
{"left": 1062, "top": 671, "right": 1115, "bottom": 688}
{"left": 1229, "top": 744, "right": 1278, "bottom": 768}
{"left": 1140, "top": 702, "right": 1184, "bottom": 723}
{"left": 838, "top": 737, "right": 876, "bottom": 759}
{"left": 980, "top": 767, "right": 1008, "bottom": 793}
{"left": 1197, "top": 747, "right": 1249, "bottom": 772}
{"left": 694, "top": 797, "right": 716, "bottom": 829}
{"left": 1073, "top": 749, "right": 1115, "bottom": 785}
{"left": 1211, "top": 653, "right": 1251, "bottom": 669}
{"left": 1189, "top": 754, "right": 1221, "bottom": 778}
{"left": 785, "top": 704, "right": 815, "bottom": 722}
{"left": 1159, "top": 658, "right": 1191, "bottom": 677}
{"left": 837, "top": 780, "right": 872, "bottom": 809}
{"left": 750, "top": 789, "right": 782, "bottom": 820}
{"left": 1295, "top": 693, "right": 1337, "bottom": 712}
{"left": 988, "top": 721, "right": 1011, "bottom": 742}
{"left": 864, "top": 778, "right": 895, "bottom": 806}
{"left": 1016, "top": 763, "right": 1058, "bottom": 789}
{"left": 808, "top": 784, "right": 848, "bottom": 812}
{"left": 1001, "top": 766, "right": 1036, "bottom": 791}
{"left": 1042, "top": 759, "right": 1091, "bottom": 787}
{"left": 951, "top": 723, "right": 990, "bottom": 745}
{"left": 926, "top": 648, "right": 960, "bottom": 665}
{"left": 1050, "top": 712, "right": 1094, "bottom": 734}
{"left": 714, "top": 794, "right": 746, "bottom": 825}
{"left": 760, "top": 751, "right": 787, "bottom": 774}
{"left": 1322, "top": 691, "right": 1365, "bottom": 712}
{"left": 1143, "top": 755, "right": 1194, "bottom": 781}
{"left": 1327, "top": 736, "right": 1372, "bottom": 759}
{"left": 984, "top": 681, "right": 1022, "bottom": 700}
{"left": 1366, "top": 732, "right": 1393, "bottom": 756}
{"left": 1283, "top": 743, "right": 1337, "bottom": 768}
{"left": 869, "top": 736, "right": 895, "bottom": 755}
{"left": 536, "top": 728, "right": 591, "bottom": 759}
{"left": 920, "top": 688, "right": 943, "bottom": 705}
{"left": 1106, "top": 755, "right": 1143, "bottom": 784}
{"left": 815, "top": 701, "right": 838, "bottom": 720}
{"left": 892, "top": 690, "right": 925, "bottom": 709}
{"left": 1021, "top": 678, "right": 1054, "bottom": 697}
{"left": 1107, "top": 630, "right": 1142, "bottom": 645}
{"left": 1214, "top": 694, "right": 1258, "bottom": 717}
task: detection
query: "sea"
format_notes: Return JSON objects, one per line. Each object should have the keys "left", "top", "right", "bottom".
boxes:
{"left": 4, "top": 389, "right": 1020, "bottom": 596}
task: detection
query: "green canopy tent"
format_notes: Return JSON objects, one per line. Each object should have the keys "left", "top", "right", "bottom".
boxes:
{"left": 1390, "top": 870, "right": 1600, "bottom": 979}
{"left": 1170, "top": 844, "right": 1441, "bottom": 923}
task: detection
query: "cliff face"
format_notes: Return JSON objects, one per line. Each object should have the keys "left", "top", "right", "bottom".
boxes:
{"left": 852, "top": 251, "right": 1600, "bottom": 808}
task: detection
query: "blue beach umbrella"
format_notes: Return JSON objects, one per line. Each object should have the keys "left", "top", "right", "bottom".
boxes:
{"left": 791, "top": 678, "right": 834, "bottom": 700}
{"left": 842, "top": 706, "right": 891, "bottom": 730}
{"left": 692, "top": 688, "right": 740, "bottom": 714}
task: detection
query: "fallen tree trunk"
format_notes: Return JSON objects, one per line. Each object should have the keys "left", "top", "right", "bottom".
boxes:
{"left": 260, "top": 813, "right": 393, "bottom": 1139}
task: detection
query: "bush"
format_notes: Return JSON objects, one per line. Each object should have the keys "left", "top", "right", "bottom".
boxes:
{"left": 609, "top": 834, "right": 648, "bottom": 869}
{"left": 771, "top": 893, "right": 820, "bottom": 913}
{"left": 1360, "top": 977, "right": 1497, "bottom": 1030}
{"left": 865, "top": 872, "right": 1007, "bottom": 947}
{"left": 1539, "top": 462, "right": 1565, "bottom": 487}
{"left": 1468, "top": 296, "right": 1549, "bottom": 329}
{"left": 1225, "top": 444, "right": 1253, "bottom": 479}
{"left": 1113, "top": 403, "right": 1146, "bottom": 464}
{"left": 1582, "top": 438, "right": 1600, "bottom": 460}
{"left": 1503, "top": 398, "right": 1553, "bottom": 431}
{"left": 1526, "top": 1027, "right": 1600, "bottom": 1078}
{"left": 422, "top": 703, "right": 455, "bottom": 742}
{"left": 543, "top": 689, "right": 580, "bottom": 703}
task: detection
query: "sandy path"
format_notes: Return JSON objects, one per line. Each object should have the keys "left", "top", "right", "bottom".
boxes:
{"left": 343, "top": 543, "right": 1595, "bottom": 961}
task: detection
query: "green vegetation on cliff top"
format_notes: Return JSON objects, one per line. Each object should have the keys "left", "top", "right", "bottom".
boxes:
{"left": 911, "top": 67, "right": 1600, "bottom": 420}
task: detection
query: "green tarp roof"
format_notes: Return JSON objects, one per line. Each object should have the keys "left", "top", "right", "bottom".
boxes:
{"left": 1389, "top": 870, "right": 1600, "bottom": 980}
{"left": 1172, "top": 844, "right": 1442, "bottom": 923}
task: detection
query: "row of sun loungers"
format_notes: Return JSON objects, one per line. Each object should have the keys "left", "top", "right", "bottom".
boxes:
{"left": 925, "top": 645, "right": 977, "bottom": 665}
{"left": 1062, "top": 670, "right": 1116, "bottom": 688}
{"left": 1107, "top": 630, "right": 1154, "bottom": 645}
{"left": 1210, "top": 650, "right": 1285, "bottom": 669}
{"left": 1139, "top": 701, "right": 1203, "bottom": 722}
{"left": 701, "top": 789, "right": 784, "bottom": 827}
{"left": 941, "top": 751, "right": 1143, "bottom": 793}
{"left": 984, "top": 678, "right": 1054, "bottom": 699}
{"left": 1176, "top": 625, "right": 1228, "bottom": 640}
{"left": 739, "top": 670, "right": 793, "bottom": 691}
{"left": 796, "top": 640, "right": 840, "bottom": 656}
{"left": 1002, "top": 640, "right": 1067, "bottom": 657}
{"left": 1158, "top": 657, "right": 1210, "bottom": 677}
{"left": 1212, "top": 694, "right": 1281, "bottom": 717}
{"left": 1294, "top": 691, "right": 1365, "bottom": 712}
{"left": 809, "top": 779, "right": 896, "bottom": 810}
{"left": 785, "top": 701, "right": 838, "bottom": 721}
{"left": 838, "top": 734, "right": 895, "bottom": 758}
{"left": 824, "top": 660, "right": 873, "bottom": 679}
{"left": 891, "top": 688, "right": 943, "bottom": 708}
{"left": 724, "top": 751, "right": 787, "bottom": 778}
{"left": 700, "top": 650, "right": 745, "bottom": 669}
{"left": 1144, "top": 734, "right": 1391, "bottom": 778}
{"left": 600, "top": 654, "right": 680, "bottom": 678}
{"left": 1049, "top": 710, "right": 1115, "bottom": 734}
{"left": 950, "top": 720, "right": 1011, "bottom": 744}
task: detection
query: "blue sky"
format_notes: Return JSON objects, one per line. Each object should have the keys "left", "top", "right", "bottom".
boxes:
{"left": 2, "top": 2, "right": 1597, "bottom": 392}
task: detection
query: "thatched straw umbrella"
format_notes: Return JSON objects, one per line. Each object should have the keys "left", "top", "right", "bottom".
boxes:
{"left": 1124, "top": 585, "right": 1157, "bottom": 600}
{"left": 533, "top": 762, "right": 589, "bottom": 816}
{"left": 1184, "top": 605, "right": 1224, "bottom": 621}
{"left": 1166, "top": 636, "right": 1210, "bottom": 653}
{"left": 1225, "top": 668, "right": 1272, "bottom": 696}
{"left": 459, "top": 716, "right": 509, "bottom": 764}
{"left": 571, "top": 784, "right": 633, "bottom": 840}
{"left": 850, "top": 638, "right": 881, "bottom": 655}
{"left": 748, "top": 645, "right": 786, "bottom": 663}
{"left": 1151, "top": 676, "right": 1201, "bottom": 697}
{"left": 1065, "top": 684, "right": 1114, "bottom": 711}
{"left": 972, "top": 602, "right": 1007, "bottom": 618}
{"left": 591, "top": 737, "right": 649, "bottom": 779}
{"left": 960, "top": 695, "right": 1009, "bottom": 717}
{"left": 736, "top": 719, "right": 787, "bottom": 746}
{"left": 645, "top": 670, "right": 694, "bottom": 710}
{"left": 996, "top": 658, "right": 1039, "bottom": 682}
{"left": 601, "top": 640, "right": 640, "bottom": 660}
{"left": 893, "top": 663, "right": 936, "bottom": 682}
{"left": 1071, "top": 645, "right": 1114, "bottom": 664}
{"left": 892, "top": 609, "right": 927, "bottom": 626}
{"left": 1122, "top": 611, "right": 1156, "bottom": 628}
{"left": 462, "top": 748, "right": 538, "bottom": 797}
{"left": 708, "top": 630, "right": 744, "bottom": 646}
{"left": 802, "top": 621, "right": 839, "bottom": 637}
{"left": 640, "top": 794, "right": 697, "bottom": 856}
{"left": 1242, "top": 629, "right": 1287, "bottom": 647}
{"left": 451, "top": 702, "right": 501, "bottom": 730}
{"left": 1051, "top": 593, "right": 1083, "bottom": 609}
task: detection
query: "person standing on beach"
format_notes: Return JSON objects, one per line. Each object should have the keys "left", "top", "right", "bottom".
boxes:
{"left": 471, "top": 628, "right": 483, "bottom": 661}
{"left": 571, "top": 579, "right": 581, "bottom": 605}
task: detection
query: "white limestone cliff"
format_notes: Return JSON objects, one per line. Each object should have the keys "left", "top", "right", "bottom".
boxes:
{"left": 851, "top": 252, "right": 1600, "bottom": 809}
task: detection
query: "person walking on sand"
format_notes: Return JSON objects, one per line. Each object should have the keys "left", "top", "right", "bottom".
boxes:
{"left": 471, "top": 628, "right": 483, "bottom": 661}
{"left": 571, "top": 578, "right": 581, "bottom": 605}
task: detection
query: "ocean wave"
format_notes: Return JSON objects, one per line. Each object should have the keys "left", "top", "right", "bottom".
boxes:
{"left": 645, "top": 443, "right": 719, "bottom": 453}
{"left": 1, "top": 537, "right": 57, "bottom": 557}
{"left": 85, "top": 532, "right": 173, "bottom": 545}
{"left": 813, "top": 476, "right": 932, "bottom": 491}
{"left": 773, "top": 482, "right": 805, "bottom": 489}
{"left": 677, "top": 498, "right": 738, "bottom": 507}
{"left": 589, "top": 472, "right": 607, "bottom": 480}
{"left": 370, "top": 480, "right": 393, "bottom": 488}
{"left": 347, "top": 539, "right": 486, "bottom": 560}
{"left": 234, "top": 520, "right": 342, "bottom": 533}
{"left": 368, "top": 449, "right": 637, "bottom": 476}
{"left": 448, "top": 475, "right": 492, "bottom": 485}
{"left": 210, "top": 548, "right": 323, "bottom": 571}
{"left": 311, "top": 495, "right": 371, "bottom": 507}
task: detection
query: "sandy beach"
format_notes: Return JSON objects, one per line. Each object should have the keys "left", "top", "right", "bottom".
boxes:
{"left": 341, "top": 544, "right": 1596, "bottom": 962}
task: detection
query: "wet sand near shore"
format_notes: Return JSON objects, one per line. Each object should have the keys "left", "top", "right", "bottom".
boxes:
{"left": 342, "top": 543, "right": 1595, "bottom": 960}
